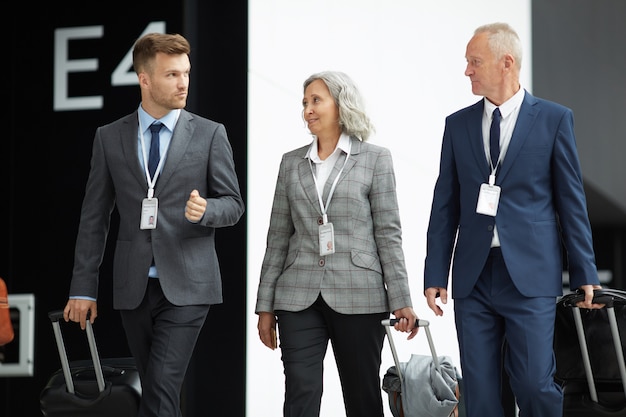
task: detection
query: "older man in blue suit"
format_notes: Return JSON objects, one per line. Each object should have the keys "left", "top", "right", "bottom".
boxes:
{"left": 424, "top": 22, "right": 603, "bottom": 417}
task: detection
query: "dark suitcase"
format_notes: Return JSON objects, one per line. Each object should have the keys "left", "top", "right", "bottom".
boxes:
{"left": 554, "top": 289, "right": 626, "bottom": 417}
{"left": 40, "top": 310, "right": 141, "bottom": 417}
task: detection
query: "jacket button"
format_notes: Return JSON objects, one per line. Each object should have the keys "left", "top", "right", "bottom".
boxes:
{"left": 317, "top": 217, "right": 324, "bottom": 225}
{"left": 487, "top": 225, "right": 493, "bottom": 231}
{"left": 318, "top": 259, "right": 325, "bottom": 267}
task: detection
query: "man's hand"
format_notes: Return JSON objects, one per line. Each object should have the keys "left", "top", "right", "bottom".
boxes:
{"left": 576, "top": 284, "right": 605, "bottom": 309}
{"left": 63, "top": 299, "right": 98, "bottom": 330}
{"left": 185, "top": 189, "right": 207, "bottom": 223}
{"left": 425, "top": 287, "right": 447, "bottom": 316}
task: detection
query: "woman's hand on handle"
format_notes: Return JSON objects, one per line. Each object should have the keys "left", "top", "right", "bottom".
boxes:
{"left": 392, "top": 307, "right": 419, "bottom": 340}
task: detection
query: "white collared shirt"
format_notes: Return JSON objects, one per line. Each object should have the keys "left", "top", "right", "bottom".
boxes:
{"left": 482, "top": 87, "right": 525, "bottom": 247}
{"left": 137, "top": 106, "right": 181, "bottom": 172}
{"left": 307, "top": 133, "right": 351, "bottom": 195}
{"left": 482, "top": 87, "right": 525, "bottom": 167}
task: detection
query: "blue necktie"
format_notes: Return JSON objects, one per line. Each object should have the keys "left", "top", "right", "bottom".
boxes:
{"left": 148, "top": 122, "right": 163, "bottom": 177}
{"left": 490, "top": 108, "right": 501, "bottom": 168}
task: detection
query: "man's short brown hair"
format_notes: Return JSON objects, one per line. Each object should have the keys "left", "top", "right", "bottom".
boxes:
{"left": 132, "top": 33, "right": 191, "bottom": 74}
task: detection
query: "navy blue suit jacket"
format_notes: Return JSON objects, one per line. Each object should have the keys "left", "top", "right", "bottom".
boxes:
{"left": 424, "top": 91, "right": 598, "bottom": 298}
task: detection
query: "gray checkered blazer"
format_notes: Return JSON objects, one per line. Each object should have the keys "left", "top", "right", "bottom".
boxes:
{"left": 255, "top": 136, "right": 413, "bottom": 315}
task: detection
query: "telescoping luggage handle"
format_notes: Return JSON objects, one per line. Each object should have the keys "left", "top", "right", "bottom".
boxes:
{"left": 48, "top": 310, "right": 106, "bottom": 394}
{"left": 561, "top": 290, "right": 626, "bottom": 403}
{"left": 381, "top": 319, "right": 440, "bottom": 386}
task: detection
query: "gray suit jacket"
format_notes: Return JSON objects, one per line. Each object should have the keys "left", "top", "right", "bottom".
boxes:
{"left": 69, "top": 109, "right": 245, "bottom": 309}
{"left": 255, "top": 137, "right": 412, "bottom": 315}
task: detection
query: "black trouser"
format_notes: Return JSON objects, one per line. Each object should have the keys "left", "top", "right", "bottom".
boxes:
{"left": 277, "top": 295, "right": 388, "bottom": 417}
{"left": 121, "top": 279, "right": 210, "bottom": 417}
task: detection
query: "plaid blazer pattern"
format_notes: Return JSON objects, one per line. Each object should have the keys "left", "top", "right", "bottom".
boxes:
{"left": 255, "top": 137, "right": 413, "bottom": 315}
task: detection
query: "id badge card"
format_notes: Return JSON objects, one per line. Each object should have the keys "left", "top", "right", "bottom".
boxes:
{"left": 140, "top": 198, "right": 159, "bottom": 229}
{"left": 476, "top": 183, "right": 501, "bottom": 217}
{"left": 319, "top": 222, "right": 335, "bottom": 256}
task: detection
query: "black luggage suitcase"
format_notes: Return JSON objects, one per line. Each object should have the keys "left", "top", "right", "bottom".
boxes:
{"left": 40, "top": 310, "right": 141, "bottom": 417}
{"left": 554, "top": 289, "right": 626, "bottom": 417}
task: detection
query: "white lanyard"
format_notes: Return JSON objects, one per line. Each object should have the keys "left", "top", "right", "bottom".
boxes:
{"left": 138, "top": 118, "right": 165, "bottom": 199}
{"left": 488, "top": 165, "right": 499, "bottom": 186}
{"left": 308, "top": 140, "right": 351, "bottom": 224}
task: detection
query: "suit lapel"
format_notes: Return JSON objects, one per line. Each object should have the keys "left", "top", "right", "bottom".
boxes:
{"left": 153, "top": 110, "right": 194, "bottom": 196}
{"left": 298, "top": 153, "right": 319, "bottom": 210}
{"left": 120, "top": 112, "right": 148, "bottom": 189}
{"left": 299, "top": 137, "right": 360, "bottom": 212}
{"left": 498, "top": 92, "right": 539, "bottom": 182}
{"left": 466, "top": 101, "right": 491, "bottom": 178}
{"left": 322, "top": 137, "right": 359, "bottom": 201}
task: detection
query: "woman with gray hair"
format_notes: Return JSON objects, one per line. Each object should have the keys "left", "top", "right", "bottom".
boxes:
{"left": 255, "top": 70, "right": 418, "bottom": 417}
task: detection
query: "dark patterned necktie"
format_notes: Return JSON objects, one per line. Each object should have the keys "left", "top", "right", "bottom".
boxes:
{"left": 490, "top": 108, "right": 501, "bottom": 168}
{"left": 148, "top": 122, "right": 163, "bottom": 177}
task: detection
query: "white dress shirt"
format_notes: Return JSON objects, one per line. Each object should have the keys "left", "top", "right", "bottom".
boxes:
{"left": 482, "top": 87, "right": 525, "bottom": 247}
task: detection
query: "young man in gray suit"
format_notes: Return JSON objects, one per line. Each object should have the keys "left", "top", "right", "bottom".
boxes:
{"left": 63, "top": 33, "right": 244, "bottom": 417}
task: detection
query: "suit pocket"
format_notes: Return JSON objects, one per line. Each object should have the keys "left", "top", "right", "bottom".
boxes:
{"left": 351, "top": 250, "right": 382, "bottom": 274}
{"left": 180, "top": 237, "right": 219, "bottom": 282}
{"left": 282, "top": 250, "right": 298, "bottom": 271}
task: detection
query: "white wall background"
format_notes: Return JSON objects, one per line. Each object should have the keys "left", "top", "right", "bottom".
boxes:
{"left": 247, "top": 1, "right": 532, "bottom": 415}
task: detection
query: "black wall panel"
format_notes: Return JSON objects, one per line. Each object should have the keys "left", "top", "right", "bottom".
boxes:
{"left": 3, "top": 1, "right": 247, "bottom": 416}
{"left": 532, "top": 0, "right": 626, "bottom": 289}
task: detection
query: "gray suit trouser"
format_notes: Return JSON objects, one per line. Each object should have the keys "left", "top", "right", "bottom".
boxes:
{"left": 121, "top": 279, "right": 210, "bottom": 417}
